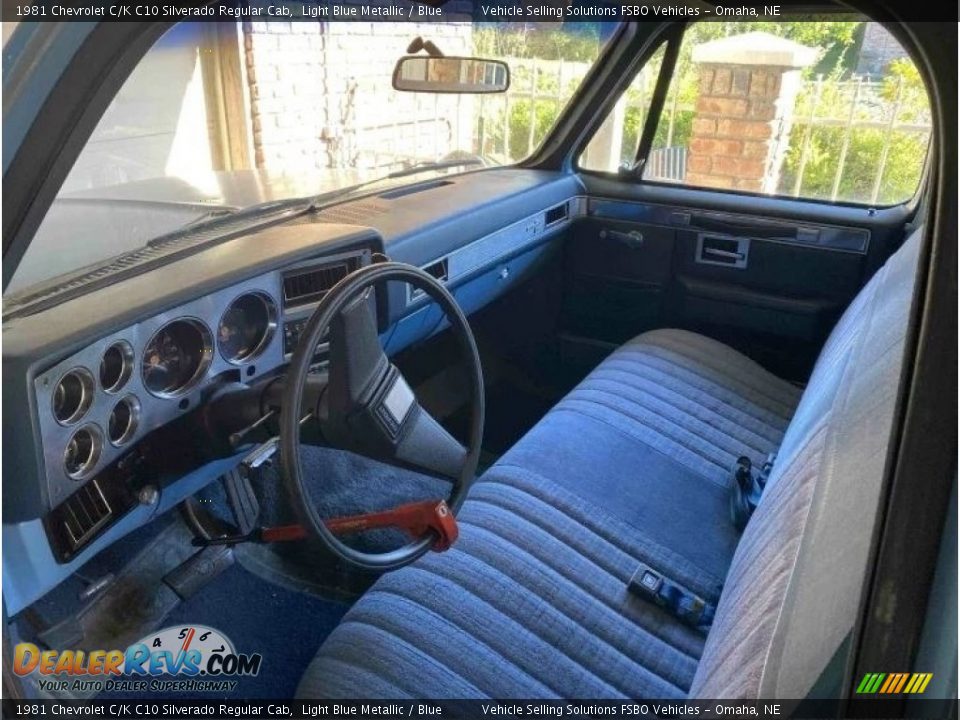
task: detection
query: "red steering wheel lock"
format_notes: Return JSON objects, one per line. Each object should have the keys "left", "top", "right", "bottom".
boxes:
{"left": 259, "top": 499, "right": 458, "bottom": 551}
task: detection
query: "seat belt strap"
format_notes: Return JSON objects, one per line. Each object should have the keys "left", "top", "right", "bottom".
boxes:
{"left": 628, "top": 561, "right": 716, "bottom": 630}
{"left": 729, "top": 452, "right": 776, "bottom": 530}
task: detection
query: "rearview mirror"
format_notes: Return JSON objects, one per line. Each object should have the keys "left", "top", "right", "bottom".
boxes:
{"left": 392, "top": 56, "right": 510, "bottom": 94}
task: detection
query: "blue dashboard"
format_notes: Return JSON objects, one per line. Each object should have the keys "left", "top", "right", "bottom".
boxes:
{"left": 1, "top": 168, "right": 583, "bottom": 614}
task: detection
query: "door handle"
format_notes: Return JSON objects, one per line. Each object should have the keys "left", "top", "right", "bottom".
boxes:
{"left": 599, "top": 229, "right": 644, "bottom": 249}
{"left": 702, "top": 247, "right": 745, "bottom": 261}
{"left": 696, "top": 234, "right": 750, "bottom": 268}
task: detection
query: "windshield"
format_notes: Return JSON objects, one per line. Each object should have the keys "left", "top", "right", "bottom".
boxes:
{"left": 7, "top": 20, "right": 613, "bottom": 296}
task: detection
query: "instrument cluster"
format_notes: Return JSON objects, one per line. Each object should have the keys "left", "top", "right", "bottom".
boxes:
{"left": 33, "top": 277, "right": 288, "bottom": 508}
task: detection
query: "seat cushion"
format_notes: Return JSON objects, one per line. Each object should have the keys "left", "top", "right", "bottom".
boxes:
{"left": 298, "top": 328, "right": 802, "bottom": 699}
{"left": 690, "top": 229, "right": 921, "bottom": 698}
{"left": 497, "top": 328, "right": 802, "bottom": 579}
{"left": 544, "top": 328, "right": 802, "bottom": 488}
{"left": 299, "top": 470, "right": 711, "bottom": 699}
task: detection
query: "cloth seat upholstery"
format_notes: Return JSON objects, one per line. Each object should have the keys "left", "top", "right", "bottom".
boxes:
{"left": 297, "top": 230, "right": 920, "bottom": 699}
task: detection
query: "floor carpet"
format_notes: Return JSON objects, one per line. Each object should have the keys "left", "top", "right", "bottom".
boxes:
{"left": 101, "top": 562, "right": 349, "bottom": 699}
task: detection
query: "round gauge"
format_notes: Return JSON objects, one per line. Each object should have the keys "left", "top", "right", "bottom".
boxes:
{"left": 218, "top": 292, "right": 277, "bottom": 363}
{"left": 141, "top": 319, "right": 213, "bottom": 398}
{"left": 64, "top": 425, "right": 102, "bottom": 479}
{"left": 52, "top": 368, "right": 95, "bottom": 425}
{"left": 108, "top": 395, "right": 140, "bottom": 446}
{"left": 100, "top": 340, "right": 134, "bottom": 393}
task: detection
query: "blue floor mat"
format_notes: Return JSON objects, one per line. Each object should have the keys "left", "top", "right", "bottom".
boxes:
{"left": 104, "top": 563, "right": 349, "bottom": 699}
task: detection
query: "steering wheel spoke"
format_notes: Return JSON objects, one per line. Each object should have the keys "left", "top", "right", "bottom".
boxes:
{"left": 321, "top": 291, "right": 466, "bottom": 479}
{"left": 327, "top": 288, "right": 389, "bottom": 413}
{"left": 394, "top": 400, "right": 467, "bottom": 480}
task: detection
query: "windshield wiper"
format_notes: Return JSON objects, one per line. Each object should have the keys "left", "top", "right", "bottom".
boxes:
{"left": 299, "top": 158, "right": 485, "bottom": 207}
{"left": 158, "top": 197, "right": 311, "bottom": 244}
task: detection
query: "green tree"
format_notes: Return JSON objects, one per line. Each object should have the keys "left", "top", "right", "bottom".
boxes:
{"left": 780, "top": 54, "right": 930, "bottom": 205}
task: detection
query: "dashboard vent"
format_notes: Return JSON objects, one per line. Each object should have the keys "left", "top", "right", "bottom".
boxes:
{"left": 410, "top": 258, "right": 448, "bottom": 302}
{"left": 544, "top": 202, "right": 568, "bottom": 226}
{"left": 60, "top": 479, "right": 113, "bottom": 552}
{"left": 423, "top": 258, "right": 449, "bottom": 283}
{"left": 283, "top": 256, "right": 362, "bottom": 309}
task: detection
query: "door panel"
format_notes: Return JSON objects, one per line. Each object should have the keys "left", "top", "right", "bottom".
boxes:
{"left": 563, "top": 219, "right": 673, "bottom": 345}
{"left": 671, "top": 226, "right": 865, "bottom": 376}
{"left": 560, "top": 179, "right": 912, "bottom": 381}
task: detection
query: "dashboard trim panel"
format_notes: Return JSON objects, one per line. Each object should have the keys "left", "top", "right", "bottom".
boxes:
{"left": 31, "top": 242, "right": 374, "bottom": 515}
{"left": 405, "top": 197, "right": 586, "bottom": 308}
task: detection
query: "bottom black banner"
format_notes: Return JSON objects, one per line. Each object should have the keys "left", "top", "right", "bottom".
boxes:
{"left": 2, "top": 699, "right": 958, "bottom": 719}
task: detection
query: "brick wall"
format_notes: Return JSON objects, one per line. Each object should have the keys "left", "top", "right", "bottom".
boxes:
{"left": 243, "top": 20, "right": 474, "bottom": 181}
{"left": 686, "top": 33, "right": 815, "bottom": 193}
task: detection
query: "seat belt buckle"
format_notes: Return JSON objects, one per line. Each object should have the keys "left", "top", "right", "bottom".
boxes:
{"left": 729, "top": 453, "right": 775, "bottom": 530}
{"left": 734, "top": 455, "right": 753, "bottom": 491}
{"left": 628, "top": 566, "right": 664, "bottom": 602}
{"left": 628, "top": 562, "right": 717, "bottom": 631}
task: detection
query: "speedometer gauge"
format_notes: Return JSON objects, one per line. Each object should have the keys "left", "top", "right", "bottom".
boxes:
{"left": 218, "top": 292, "right": 277, "bottom": 363}
{"left": 142, "top": 319, "right": 213, "bottom": 398}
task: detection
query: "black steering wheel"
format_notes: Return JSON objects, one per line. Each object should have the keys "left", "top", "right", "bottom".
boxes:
{"left": 279, "top": 261, "right": 484, "bottom": 571}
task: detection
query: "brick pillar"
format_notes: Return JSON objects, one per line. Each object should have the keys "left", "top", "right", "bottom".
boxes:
{"left": 686, "top": 32, "right": 816, "bottom": 193}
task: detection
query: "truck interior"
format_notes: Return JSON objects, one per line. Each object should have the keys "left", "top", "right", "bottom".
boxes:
{"left": 2, "top": 2, "right": 956, "bottom": 704}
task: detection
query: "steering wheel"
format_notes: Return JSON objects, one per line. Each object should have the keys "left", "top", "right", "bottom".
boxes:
{"left": 279, "top": 261, "right": 484, "bottom": 571}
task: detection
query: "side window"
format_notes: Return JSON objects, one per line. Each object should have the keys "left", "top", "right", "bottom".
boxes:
{"left": 580, "top": 21, "right": 932, "bottom": 207}
{"left": 580, "top": 45, "right": 664, "bottom": 172}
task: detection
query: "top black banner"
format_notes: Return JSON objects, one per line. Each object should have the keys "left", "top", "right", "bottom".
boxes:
{"left": 2, "top": 0, "right": 959, "bottom": 23}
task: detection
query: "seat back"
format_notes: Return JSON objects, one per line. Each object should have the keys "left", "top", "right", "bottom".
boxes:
{"left": 690, "top": 229, "right": 923, "bottom": 698}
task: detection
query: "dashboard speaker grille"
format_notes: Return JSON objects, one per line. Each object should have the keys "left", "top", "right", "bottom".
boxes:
{"left": 315, "top": 200, "right": 389, "bottom": 225}
{"left": 60, "top": 479, "right": 113, "bottom": 552}
{"left": 282, "top": 256, "right": 362, "bottom": 309}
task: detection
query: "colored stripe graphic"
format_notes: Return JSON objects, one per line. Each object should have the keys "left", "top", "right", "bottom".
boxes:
{"left": 893, "top": 673, "right": 909, "bottom": 693}
{"left": 905, "top": 673, "right": 933, "bottom": 693}
{"left": 857, "top": 672, "right": 933, "bottom": 694}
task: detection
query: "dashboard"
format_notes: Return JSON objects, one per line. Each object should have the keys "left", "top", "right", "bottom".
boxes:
{"left": 33, "top": 246, "right": 372, "bottom": 562}
{"left": 2, "top": 168, "right": 582, "bottom": 613}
